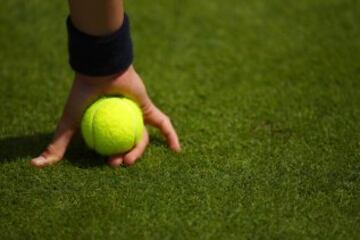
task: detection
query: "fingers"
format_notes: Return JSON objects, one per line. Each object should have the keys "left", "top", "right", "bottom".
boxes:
{"left": 123, "top": 129, "right": 149, "bottom": 166}
{"left": 154, "top": 116, "right": 181, "bottom": 152}
{"left": 107, "top": 129, "right": 149, "bottom": 168}
{"left": 31, "top": 80, "right": 85, "bottom": 168}
{"left": 31, "top": 118, "right": 77, "bottom": 168}
{"left": 31, "top": 76, "right": 99, "bottom": 168}
{"left": 143, "top": 104, "right": 181, "bottom": 152}
{"left": 31, "top": 146, "right": 64, "bottom": 168}
{"left": 105, "top": 66, "right": 181, "bottom": 153}
{"left": 107, "top": 155, "right": 123, "bottom": 168}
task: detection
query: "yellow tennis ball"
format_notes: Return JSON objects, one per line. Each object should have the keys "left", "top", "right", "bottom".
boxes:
{"left": 81, "top": 97, "right": 144, "bottom": 156}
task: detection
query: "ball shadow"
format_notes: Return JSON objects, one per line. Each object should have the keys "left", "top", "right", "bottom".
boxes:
{"left": 66, "top": 134, "right": 106, "bottom": 168}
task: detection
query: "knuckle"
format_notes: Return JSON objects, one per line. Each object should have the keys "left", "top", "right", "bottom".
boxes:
{"left": 124, "top": 156, "right": 136, "bottom": 166}
{"left": 141, "top": 102, "right": 155, "bottom": 116}
{"left": 45, "top": 144, "right": 56, "bottom": 155}
{"left": 109, "top": 161, "right": 121, "bottom": 168}
{"left": 160, "top": 116, "right": 171, "bottom": 127}
{"left": 43, "top": 144, "right": 62, "bottom": 160}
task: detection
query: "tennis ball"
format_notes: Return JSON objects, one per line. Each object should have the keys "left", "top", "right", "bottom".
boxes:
{"left": 81, "top": 97, "right": 144, "bottom": 156}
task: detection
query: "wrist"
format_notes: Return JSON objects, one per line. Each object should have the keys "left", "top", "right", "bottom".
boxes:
{"left": 67, "top": 13, "right": 133, "bottom": 77}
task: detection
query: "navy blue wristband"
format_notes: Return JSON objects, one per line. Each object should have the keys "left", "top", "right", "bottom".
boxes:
{"left": 67, "top": 14, "right": 133, "bottom": 76}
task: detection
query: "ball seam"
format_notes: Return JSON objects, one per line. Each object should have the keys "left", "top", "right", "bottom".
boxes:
{"left": 90, "top": 100, "right": 105, "bottom": 151}
{"left": 123, "top": 100, "right": 138, "bottom": 148}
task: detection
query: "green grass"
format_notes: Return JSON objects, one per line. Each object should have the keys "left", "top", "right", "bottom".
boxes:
{"left": 1, "top": 0, "right": 360, "bottom": 239}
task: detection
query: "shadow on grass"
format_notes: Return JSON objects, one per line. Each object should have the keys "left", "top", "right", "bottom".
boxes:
{"left": 0, "top": 133, "right": 105, "bottom": 168}
{"left": 148, "top": 134, "right": 165, "bottom": 147}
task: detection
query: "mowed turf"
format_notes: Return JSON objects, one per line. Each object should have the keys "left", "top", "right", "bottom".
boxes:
{"left": 1, "top": 0, "right": 359, "bottom": 239}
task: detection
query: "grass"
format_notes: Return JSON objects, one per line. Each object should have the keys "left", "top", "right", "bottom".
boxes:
{"left": 1, "top": 0, "right": 360, "bottom": 239}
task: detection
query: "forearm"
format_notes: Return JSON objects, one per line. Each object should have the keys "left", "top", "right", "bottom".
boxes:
{"left": 68, "top": 0, "right": 124, "bottom": 36}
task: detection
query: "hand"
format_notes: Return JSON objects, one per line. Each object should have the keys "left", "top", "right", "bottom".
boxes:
{"left": 31, "top": 65, "right": 181, "bottom": 168}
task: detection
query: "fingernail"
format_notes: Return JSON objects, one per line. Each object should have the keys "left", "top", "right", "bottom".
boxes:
{"left": 31, "top": 156, "right": 47, "bottom": 168}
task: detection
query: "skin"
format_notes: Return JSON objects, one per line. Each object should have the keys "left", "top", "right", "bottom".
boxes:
{"left": 31, "top": 0, "right": 181, "bottom": 168}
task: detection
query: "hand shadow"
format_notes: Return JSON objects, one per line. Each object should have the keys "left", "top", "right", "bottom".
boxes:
{"left": 148, "top": 134, "right": 167, "bottom": 148}
{"left": 0, "top": 133, "right": 105, "bottom": 168}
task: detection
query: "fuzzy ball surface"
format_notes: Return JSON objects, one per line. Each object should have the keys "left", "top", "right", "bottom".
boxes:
{"left": 81, "top": 97, "right": 144, "bottom": 156}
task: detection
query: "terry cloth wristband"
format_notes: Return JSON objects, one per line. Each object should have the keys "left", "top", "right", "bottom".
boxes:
{"left": 67, "top": 13, "right": 133, "bottom": 76}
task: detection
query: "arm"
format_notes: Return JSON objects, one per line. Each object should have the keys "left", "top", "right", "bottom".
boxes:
{"left": 69, "top": 0, "right": 125, "bottom": 36}
{"left": 31, "top": 0, "right": 180, "bottom": 168}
